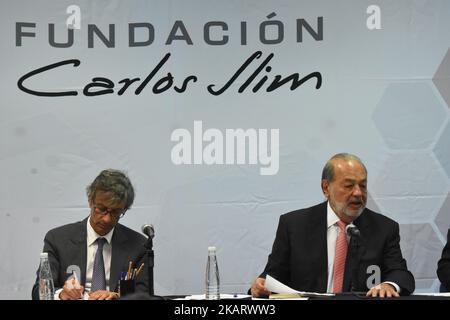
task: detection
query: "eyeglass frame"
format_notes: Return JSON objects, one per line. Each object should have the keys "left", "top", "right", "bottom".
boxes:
{"left": 92, "top": 203, "right": 127, "bottom": 220}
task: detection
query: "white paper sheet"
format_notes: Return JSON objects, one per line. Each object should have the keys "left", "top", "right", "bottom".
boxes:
{"left": 412, "top": 292, "right": 450, "bottom": 297}
{"left": 265, "top": 275, "right": 335, "bottom": 297}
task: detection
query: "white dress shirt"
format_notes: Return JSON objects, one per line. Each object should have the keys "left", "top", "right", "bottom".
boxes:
{"left": 85, "top": 219, "right": 114, "bottom": 293}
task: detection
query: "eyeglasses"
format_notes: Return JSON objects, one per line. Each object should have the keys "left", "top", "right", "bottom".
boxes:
{"left": 93, "top": 203, "right": 126, "bottom": 219}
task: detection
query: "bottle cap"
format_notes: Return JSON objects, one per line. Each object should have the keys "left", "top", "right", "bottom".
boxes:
{"left": 208, "top": 246, "right": 216, "bottom": 252}
{"left": 40, "top": 252, "right": 48, "bottom": 258}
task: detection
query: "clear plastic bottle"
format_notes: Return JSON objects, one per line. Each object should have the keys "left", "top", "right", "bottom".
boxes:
{"left": 38, "top": 252, "right": 55, "bottom": 300}
{"left": 205, "top": 246, "right": 220, "bottom": 300}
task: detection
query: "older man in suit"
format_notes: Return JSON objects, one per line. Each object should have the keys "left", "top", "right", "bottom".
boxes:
{"left": 32, "top": 169, "right": 148, "bottom": 300}
{"left": 251, "top": 153, "right": 415, "bottom": 298}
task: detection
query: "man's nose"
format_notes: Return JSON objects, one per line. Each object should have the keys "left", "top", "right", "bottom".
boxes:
{"left": 352, "top": 185, "right": 363, "bottom": 196}
{"left": 101, "top": 212, "right": 114, "bottom": 223}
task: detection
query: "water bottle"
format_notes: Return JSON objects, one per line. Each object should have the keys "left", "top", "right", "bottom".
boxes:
{"left": 38, "top": 252, "right": 55, "bottom": 300}
{"left": 205, "top": 246, "right": 220, "bottom": 300}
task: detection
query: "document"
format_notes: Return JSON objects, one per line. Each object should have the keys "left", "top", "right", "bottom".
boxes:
{"left": 265, "top": 275, "right": 334, "bottom": 299}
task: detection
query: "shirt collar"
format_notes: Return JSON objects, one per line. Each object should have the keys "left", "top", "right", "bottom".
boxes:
{"left": 327, "top": 201, "right": 341, "bottom": 229}
{"left": 86, "top": 217, "right": 114, "bottom": 246}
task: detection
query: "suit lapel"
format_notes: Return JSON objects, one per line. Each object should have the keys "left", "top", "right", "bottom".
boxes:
{"left": 343, "top": 209, "right": 369, "bottom": 291}
{"left": 68, "top": 219, "right": 88, "bottom": 285}
{"left": 353, "top": 210, "right": 370, "bottom": 238}
{"left": 307, "top": 202, "right": 328, "bottom": 292}
{"left": 110, "top": 224, "right": 129, "bottom": 291}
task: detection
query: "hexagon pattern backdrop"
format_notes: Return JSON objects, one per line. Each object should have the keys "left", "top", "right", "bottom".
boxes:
{"left": 1, "top": 0, "right": 450, "bottom": 298}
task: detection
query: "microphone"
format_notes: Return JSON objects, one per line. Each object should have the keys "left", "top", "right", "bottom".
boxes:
{"left": 346, "top": 223, "right": 360, "bottom": 238}
{"left": 141, "top": 224, "right": 155, "bottom": 239}
{"left": 345, "top": 223, "right": 363, "bottom": 292}
{"left": 141, "top": 224, "right": 155, "bottom": 296}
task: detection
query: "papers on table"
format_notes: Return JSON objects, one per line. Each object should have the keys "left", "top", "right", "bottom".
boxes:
{"left": 265, "top": 274, "right": 335, "bottom": 299}
{"left": 413, "top": 292, "right": 450, "bottom": 297}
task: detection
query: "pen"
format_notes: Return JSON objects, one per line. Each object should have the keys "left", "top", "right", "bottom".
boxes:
{"left": 135, "top": 263, "right": 145, "bottom": 278}
{"left": 127, "top": 261, "right": 133, "bottom": 279}
{"left": 72, "top": 270, "right": 82, "bottom": 298}
{"left": 72, "top": 270, "right": 81, "bottom": 288}
{"left": 72, "top": 270, "right": 78, "bottom": 282}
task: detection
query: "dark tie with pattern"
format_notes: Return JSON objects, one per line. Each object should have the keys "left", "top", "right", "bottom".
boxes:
{"left": 91, "top": 237, "right": 107, "bottom": 292}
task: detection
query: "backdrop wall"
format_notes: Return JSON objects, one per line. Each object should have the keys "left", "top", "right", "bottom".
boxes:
{"left": 1, "top": 0, "right": 450, "bottom": 299}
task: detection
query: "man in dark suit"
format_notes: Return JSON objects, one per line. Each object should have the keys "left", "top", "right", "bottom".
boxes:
{"left": 437, "top": 228, "right": 450, "bottom": 291}
{"left": 251, "top": 153, "right": 415, "bottom": 298}
{"left": 32, "top": 169, "right": 148, "bottom": 300}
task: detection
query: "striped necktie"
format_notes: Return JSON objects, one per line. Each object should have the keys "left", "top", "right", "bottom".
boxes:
{"left": 333, "top": 220, "right": 348, "bottom": 293}
{"left": 91, "top": 237, "right": 107, "bottom": 292}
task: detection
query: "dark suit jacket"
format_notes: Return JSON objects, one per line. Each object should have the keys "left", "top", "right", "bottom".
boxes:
{"left": 260, "top": 202, "right": 415, "bottom": 295}
{"left": 437, "top": 228, "right": 450, "bottom": 292}
{"left": 32, "top": 217, "right": 148, "bottom": 300}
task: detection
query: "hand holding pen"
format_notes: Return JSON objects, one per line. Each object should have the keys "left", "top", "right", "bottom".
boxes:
{"left": 60, "top": 271, "right": 84, "bottom": 300}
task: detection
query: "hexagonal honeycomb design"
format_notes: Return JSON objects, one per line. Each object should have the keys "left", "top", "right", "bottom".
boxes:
{"left": 433, "top": 48, "right": 450, "bottom": 109}
{"left": 400, "top": 223, "right": 444, "bottom": 288}
{"left": 435, "top": 193, "right": 450, "bottom": 240}
{"left": 371, "top": 48, "right": 450, "bottom": 291}
{"left": 433, "top": 121, "right": 450, "bottom": 180}
{"left": 373, "top": 83, "right": 447, "bottom": 149}
{"left": 371, "top": 153, "right": 447, "bottom": 224}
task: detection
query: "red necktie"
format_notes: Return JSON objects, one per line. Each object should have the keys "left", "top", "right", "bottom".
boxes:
{"left": 333, "top": 221, "right": 348, "bottom": 293}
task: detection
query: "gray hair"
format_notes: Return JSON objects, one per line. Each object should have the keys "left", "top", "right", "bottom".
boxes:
{"left": 321, "top": 153, "right": 367, "bottom": 182}
{"left": 86, "top": 169, "right": 135, "bottom": 210}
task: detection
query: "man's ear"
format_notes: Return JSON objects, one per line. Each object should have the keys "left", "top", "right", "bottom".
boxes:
{"left": 321, "top": 180, "right": 329, "bottom": 199}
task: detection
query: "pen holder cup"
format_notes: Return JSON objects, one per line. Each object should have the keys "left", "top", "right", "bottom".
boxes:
{"left": 119, "top": 279, "right": 136, "bottom": 297}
